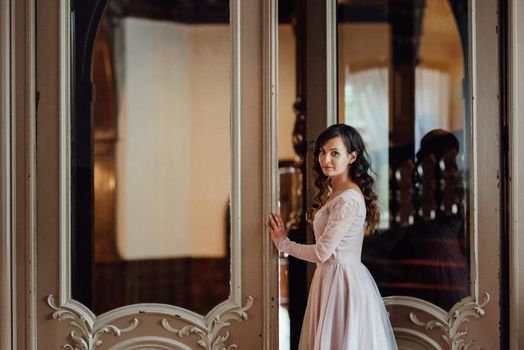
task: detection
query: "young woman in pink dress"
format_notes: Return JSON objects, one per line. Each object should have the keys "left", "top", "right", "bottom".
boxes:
{"left": 267, "top": 124, "right": 398, "bottom": 350}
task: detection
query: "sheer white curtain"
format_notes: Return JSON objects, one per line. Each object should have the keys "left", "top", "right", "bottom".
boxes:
{"left": 344, "top": 66, "right": 450, "bottom": 227}
{"left": 344, "top": 67, "right": 389, "bottom": 228}
{"left": 415, "top": 67, "right": 450, "bottom": 152}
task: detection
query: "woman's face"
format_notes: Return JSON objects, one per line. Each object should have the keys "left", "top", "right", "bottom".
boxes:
{"left": 318, "top": 136, "right": 356, "bottom": 179}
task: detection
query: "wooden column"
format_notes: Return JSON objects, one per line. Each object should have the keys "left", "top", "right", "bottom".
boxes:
{"left": 388, "top": 0, "right": 425, "bottom": 226}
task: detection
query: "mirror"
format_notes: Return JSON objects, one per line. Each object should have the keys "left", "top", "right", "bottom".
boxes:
{"left": 275, "top": 1, "right": 470, "bottom": 347}
{"left": 71, "top": 0, "right": 232, "bottom": 315}
{"left": 337, "top": 0, "right": 470, "bottom": 311}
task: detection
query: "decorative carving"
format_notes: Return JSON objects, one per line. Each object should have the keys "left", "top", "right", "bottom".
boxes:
{"left": 399, "top": 159, "right": 416, "bottom": 226}
{"left": 419, "top": 155, "right": 438, "bottom": 220}
{"left": 47, "top": 295, "right": 139, "bottom": 350}
{"left": 409, "top": 293, "right": 490, "bottom": 350}
{"left": 108, "top": 336, "right": 193, "bottom": 350}
{"left": 292, "top": 99, "right": 307, "bottom": 162}
{"left": 162, "top": 296, "right": 254, "bottom": 350}
{"left": 389, "top": 158, "right": 416, "bottom": 226}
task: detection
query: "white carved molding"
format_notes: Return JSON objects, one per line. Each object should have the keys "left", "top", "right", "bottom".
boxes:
{"left": 108, "top": 336, "right": 193, "bottom": 350}
{"left": 47, "top": 293, "right": 256, "bottom": 350}
{"left": 47, "top": 295, "right": 139, "bottom": 350}
{"left": 399, "top": 293, "right": 490, "bottom": 350}
{"left": 162, "top": 296, "right": 254, "bottom": 350}
{"left": 394, "top": 327, "right": 444, "bottom": 350}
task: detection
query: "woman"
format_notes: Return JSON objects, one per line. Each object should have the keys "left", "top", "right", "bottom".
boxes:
{"left": 267, "top": 124, "right": 398, "bottom": 350}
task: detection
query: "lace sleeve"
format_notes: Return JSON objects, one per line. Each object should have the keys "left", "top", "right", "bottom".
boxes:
{"left": 278, "top": 194, "right": 359, "bottom": 263}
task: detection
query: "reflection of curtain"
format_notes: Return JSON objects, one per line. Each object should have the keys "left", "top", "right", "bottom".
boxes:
{"left": 344, "top": 67, "right": 389, "bottom": 227}
{"left": 344, "top": 67, "right": 450, "bottom": 228}
{"left": 114, "top": 18, "right": 230, "bottom": 259}
{"left": 415, "top": 68, "right": 450, "bottom": 152}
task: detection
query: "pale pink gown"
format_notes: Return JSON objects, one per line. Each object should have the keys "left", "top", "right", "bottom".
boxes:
{"left": 278, "top": 189, "right": 398, "bottom": 350}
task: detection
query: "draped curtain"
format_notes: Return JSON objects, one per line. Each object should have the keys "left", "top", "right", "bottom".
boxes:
{"left": 344, "top": 66, "right": 450, "bottom": 227}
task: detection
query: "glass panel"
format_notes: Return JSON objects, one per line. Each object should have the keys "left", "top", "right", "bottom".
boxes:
{"left": 337, "top": 0, "right": 470, "bottom": 310}
{"left": 73, "top": 0, "right": 231, "bottom": 315}
{"left": 277, "top": 19, "right": 297, "bottom": 350}
{"left": 277, "top": 3, "right": 306, "bottom": 349}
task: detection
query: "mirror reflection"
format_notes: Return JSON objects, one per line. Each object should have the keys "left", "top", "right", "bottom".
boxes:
{"left": 74, "top": 0, "right": 232, "bottom": 315}
{"left": 337, "top": 0, "right": 470, "bottom": 310}
{"left": 276, "top": 0, "right": 470, "bottom": 347}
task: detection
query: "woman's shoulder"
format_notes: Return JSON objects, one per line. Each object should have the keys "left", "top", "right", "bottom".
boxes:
{"left": 323, "top": 190, "right": 364, "bottom": 221}
{"left": 334, "top": 188, "right": 365, "bottom": 204}
{"left": 327, "top": 188, "right": 365, "bottom": 215}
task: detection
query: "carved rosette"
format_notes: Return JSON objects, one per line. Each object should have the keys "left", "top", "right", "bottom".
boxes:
{"left": 47, "top": 295, "right": 139, "bottom": 350}
{"left": 409, "top": 293, "right": 490, "bottom": 350}
{"left": 162, "top": 296, "right": 254, "bottom": 350}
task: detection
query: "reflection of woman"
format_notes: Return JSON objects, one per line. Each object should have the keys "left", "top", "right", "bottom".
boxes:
{"left": 396, "top": 129, "right": 468, "bottom": 310}
{"left": 267, "top": 124, "right": 397, "bottom": 350}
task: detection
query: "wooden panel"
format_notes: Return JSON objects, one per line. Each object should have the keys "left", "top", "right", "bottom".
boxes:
{"left": 0, "top": 0, "right": 12, "bottom": 348}
{"left": 93, "top": 258, "right": 229, "bottom": 315}
{"left": 33, "top": 0, "right": 278, "bottom": 349}
{"left": 509, "top": 1, "right": 524, "bottom": 348}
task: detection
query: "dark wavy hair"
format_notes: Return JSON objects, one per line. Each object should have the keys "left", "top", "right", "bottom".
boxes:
{"left": 310, "top": 124, "right": 380, "bottom": 235}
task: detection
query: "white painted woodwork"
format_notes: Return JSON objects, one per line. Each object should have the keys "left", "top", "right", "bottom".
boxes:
{"left": 509, "top": 0, "right": 524, "bottom": 349}
{"left": 0, "top": 0, "right": 12, "bottom": 348}
{"left": 30, "top": 0, "right": 278, "bottom": 349}
{"left": 0, "top": 0, "right": 514, "bottom": 348}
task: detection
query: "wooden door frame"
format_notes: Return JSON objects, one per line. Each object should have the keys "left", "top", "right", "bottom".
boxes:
{"left": 303, "top": 0, "right": 503, "bottom": 348}
{"left": 1, "top": 0, "right": 38, "bottom": 349}
{"left": 2, "top": 0, "right": 519, "bottom": 348}
{"left": 0, "top": 0, "right": 13, "bottom": 348}
{"left": 5, "top": 0, "right": 281, "bottom": 349}
{"left": 509, "top": 0, "right": 524, "bottom": 349}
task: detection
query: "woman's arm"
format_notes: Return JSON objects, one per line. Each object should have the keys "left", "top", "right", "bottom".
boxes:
{"left": 267, "top": 195, "right": 359, "bottom": 263}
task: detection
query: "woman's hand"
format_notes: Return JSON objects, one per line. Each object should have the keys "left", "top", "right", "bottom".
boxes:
{"left": 267, "top": 212, "right": 287, "bottom": 248}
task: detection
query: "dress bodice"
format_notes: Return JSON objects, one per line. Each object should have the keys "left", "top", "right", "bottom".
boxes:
{"left": 277, "top": 188, "right": 367, "bottom": 265}
{"left": 312, "top": 189, "right": 366, "bottom": 264}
